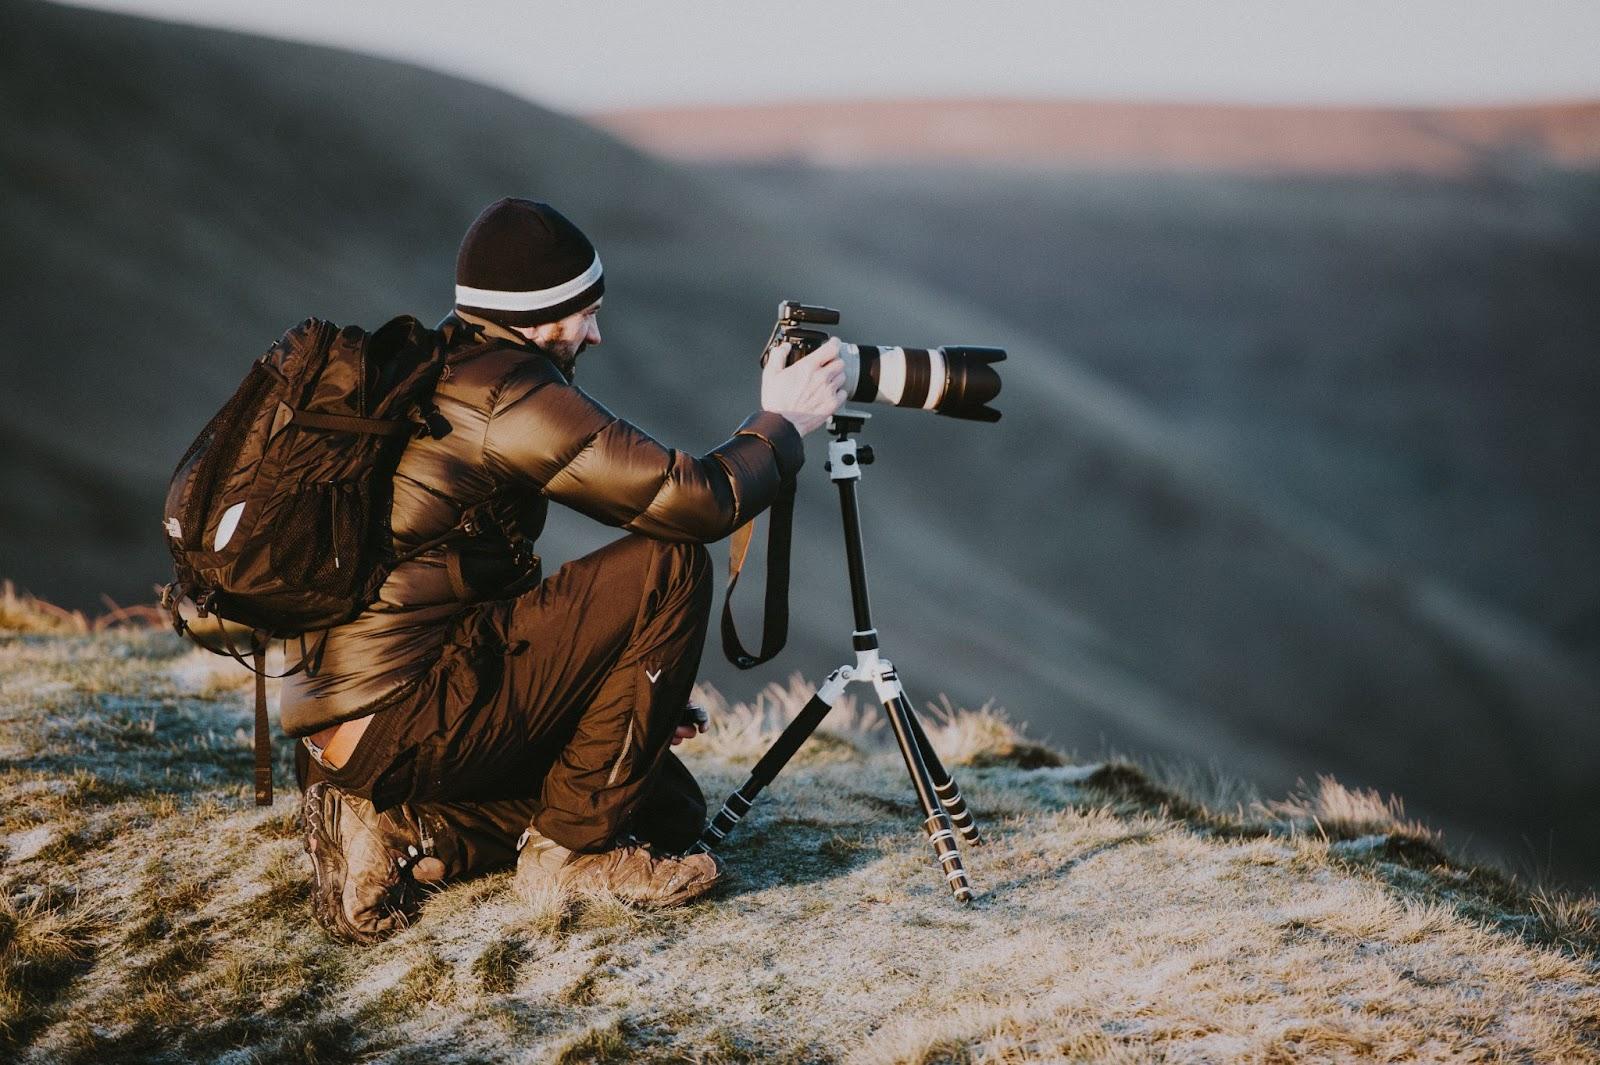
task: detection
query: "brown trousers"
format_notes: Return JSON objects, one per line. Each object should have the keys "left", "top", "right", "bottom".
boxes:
{"left": 305, "top": 533, "right": 713, "bottom": 877}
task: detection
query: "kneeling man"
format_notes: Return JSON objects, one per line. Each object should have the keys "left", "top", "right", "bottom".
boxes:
{"left": 284, "top": 198, "right": 845, "bottom": 942}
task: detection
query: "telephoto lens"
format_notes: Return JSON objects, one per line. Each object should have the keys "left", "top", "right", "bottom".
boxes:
{"left": 764, "top": 300, "right": 1006, "bottom": 423}
{"left": 840, "top": 343, "right": 1006, "bottom": 423}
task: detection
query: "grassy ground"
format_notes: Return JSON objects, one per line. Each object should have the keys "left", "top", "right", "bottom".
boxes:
{"left": 1, "top": 599, "right": 1597, "bottom": 1062}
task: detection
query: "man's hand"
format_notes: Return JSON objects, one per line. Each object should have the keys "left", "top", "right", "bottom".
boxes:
{"left": 761, "top": 338, "right": 848, "bottom": 437}
{"left": 669, "top": 722, "right": 704, "bottom": 746}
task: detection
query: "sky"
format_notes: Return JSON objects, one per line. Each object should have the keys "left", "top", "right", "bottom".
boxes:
{"left": 60, "top": 0, "right": 1600, "bottom": 113}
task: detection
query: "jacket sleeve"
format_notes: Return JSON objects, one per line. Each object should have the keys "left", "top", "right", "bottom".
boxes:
{"left": 480, "top": 363, "right": 805, "bottom": 543}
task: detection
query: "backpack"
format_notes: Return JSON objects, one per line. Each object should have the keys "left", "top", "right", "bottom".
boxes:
{"left": 160, "top": 315, "right": 492, "bottom": 806}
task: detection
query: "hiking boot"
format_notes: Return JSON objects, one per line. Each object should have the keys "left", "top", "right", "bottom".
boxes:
{"left": 512, "top": 825, "right": 723, "bottom": 909}
{"left": 301, "top": 782, "right": 446, "bottom": 944}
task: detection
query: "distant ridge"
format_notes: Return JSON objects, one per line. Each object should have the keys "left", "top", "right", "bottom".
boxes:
{"left": 592, "top": 98, "right": 1600, "bottom": 172}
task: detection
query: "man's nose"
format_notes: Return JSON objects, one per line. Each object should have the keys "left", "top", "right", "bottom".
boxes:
{"left": 588, "top": 321, "right": 602, "bottom": 346}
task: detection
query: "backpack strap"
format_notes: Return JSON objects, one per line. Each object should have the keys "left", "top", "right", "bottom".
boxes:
{"left": 288, "top": 410, "right": 415, "bottom": 437}
{"left": 720, "top": 477, "right": 797, "bottom": 669}
{"left": 181, "top": 616, "right": 329, "bottom": 808}
{"left": 253, "top": 645, "right": 272, "bottom": 806}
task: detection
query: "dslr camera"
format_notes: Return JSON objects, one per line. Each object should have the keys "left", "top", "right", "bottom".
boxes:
{"left": 760, "top": 301, "right": 1006, "bottom": 422}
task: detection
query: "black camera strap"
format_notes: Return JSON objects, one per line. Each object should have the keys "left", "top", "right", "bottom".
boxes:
{"left": 720, "top": 477, "right": 796, "bottom": 669}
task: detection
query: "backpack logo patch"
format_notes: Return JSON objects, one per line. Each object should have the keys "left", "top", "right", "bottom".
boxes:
{"left": 213, "top": 501, "right": 246, "bottom": 551}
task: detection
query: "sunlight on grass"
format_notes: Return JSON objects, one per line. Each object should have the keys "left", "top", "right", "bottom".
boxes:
{"left": 1, "top": 621, "right": 1598, "bottom": 1061}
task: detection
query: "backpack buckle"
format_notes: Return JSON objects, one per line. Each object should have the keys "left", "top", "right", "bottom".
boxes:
{"left": 511, "top": 541, "right": 537, "bottom": 568}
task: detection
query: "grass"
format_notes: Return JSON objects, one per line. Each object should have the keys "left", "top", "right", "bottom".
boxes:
{"left": 0, "top": 580, "right": 165, "bottom": 636}
{"left": 1, "top": 618, "right": 1598, "bottom": 1062}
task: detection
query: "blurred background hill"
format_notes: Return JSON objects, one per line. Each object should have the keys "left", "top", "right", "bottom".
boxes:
{"left": 595, "top": 98, "right": 1600, "bottom": 173}
{"left": 2, "top": 0, "right": 1597, "bottom": 884}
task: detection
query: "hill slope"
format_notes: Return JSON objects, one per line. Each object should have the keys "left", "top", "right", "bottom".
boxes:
{"left": 1, "top": 624, "right": 1598, "bottom": 1062}
{"left": 3, "top": 0, "right": 1598, "bottom": 880}
{"left": 702, "top": 162, "right": 1600, "bottom": 665}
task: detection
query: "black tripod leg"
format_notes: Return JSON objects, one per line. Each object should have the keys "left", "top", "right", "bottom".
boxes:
{"left": 880, "top": 686, "right": 974, "bottom": 903}
{"left": 903, "top": 703, "right": 984, "bottom": 846}
{"left": 691, "top": 668, "right": 849, "bottom": 853}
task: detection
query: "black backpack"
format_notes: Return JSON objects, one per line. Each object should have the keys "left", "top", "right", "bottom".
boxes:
{"left": 160, "top": 315, "right": 492, "bottom": 805}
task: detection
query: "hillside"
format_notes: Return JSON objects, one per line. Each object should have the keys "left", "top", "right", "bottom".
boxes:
{"left": 3, "top": 0, "right": 1598, "bottom": 882}
{"left": 2, "top": 615, "right": 1598, "bottom": 1063}
{"left": 702, "top": 162, "right": 1600, "bottom": 666}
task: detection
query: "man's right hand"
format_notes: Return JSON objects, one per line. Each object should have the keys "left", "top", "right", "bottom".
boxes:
{"left": 761, "top": 338, "right": 848, "bottom": 437}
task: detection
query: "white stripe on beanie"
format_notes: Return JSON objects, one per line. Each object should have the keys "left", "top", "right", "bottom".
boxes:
{"left": 455, "top": 253, "right": 602, "bottom": 312}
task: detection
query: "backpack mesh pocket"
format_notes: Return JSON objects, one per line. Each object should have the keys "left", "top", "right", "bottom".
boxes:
{"left": 268, "top": 479, "right": 372, "bottom": 597}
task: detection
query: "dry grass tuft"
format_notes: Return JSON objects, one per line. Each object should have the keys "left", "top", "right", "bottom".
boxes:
{"left": 473, "top": 935, "right": 530, "bottom": 995}
{"left": 552, "top": 1016, "right": 638, "bottom": 1064}
{"left": 1258, "top": 774, "right": 1440, "bottom": 845}
{"left": 0, "top": 581, "right": 164, "bottom": 635}
{"left": 0, "top": 889, "right": 98, "bottom": 1047}
{"left": 693, "top": 677, "right": 1064, "bottom": 771}
{"left": 0, "top": 582, "right": 89, "bottom": 635}
{"left": 923, "top": 695, "right": 1064, "bottom": 769}
{"left": 394, "top": 949, "right": 457, "bottom": 1010}
{"left": 511, "top": 864, "right": 581, "bottom": 941}
{"left": 1529, "top": 884, "right": 1600, "bottom": 953}
{"left": 692, "top": 672, "right": 882, "bottom": 763}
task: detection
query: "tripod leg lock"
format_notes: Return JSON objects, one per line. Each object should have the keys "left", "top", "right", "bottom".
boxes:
{"left": 866, "top": 658, "right": 905, "bottom": 704}
{"left": 817, "top": 666, "right": 852, "bottom": 704}
{"left": 924, "top": 812, "right": 975, "bottom": 902}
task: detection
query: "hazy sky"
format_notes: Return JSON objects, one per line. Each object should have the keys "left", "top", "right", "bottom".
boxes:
{"left": 64, "top": 0, "right": 1600, "bottom": 113}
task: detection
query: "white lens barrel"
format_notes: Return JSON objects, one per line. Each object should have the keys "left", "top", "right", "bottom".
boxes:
{"left": 840, "top": 342, "right": 861, "bottom": 396}
{"left": 878, "top": 347, "right": 908, "bottom": 405}
{"left": 842, "top": 343, "right": 948, "bottom": 412}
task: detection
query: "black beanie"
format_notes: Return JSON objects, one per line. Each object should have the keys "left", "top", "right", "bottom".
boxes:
{"left": 455, "top": 198, "right": 604, "bottom": 326}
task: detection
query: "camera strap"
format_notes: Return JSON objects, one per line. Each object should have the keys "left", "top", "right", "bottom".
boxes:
{"left": 720, "top": 476, "right": 796, "bottom": 669}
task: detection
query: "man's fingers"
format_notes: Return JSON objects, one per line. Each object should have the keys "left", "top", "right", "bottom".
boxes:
{"left": 810, "top": 359, "right": 844, "bottom": 387}
{"left": 764, "top": 341, "right": 793, "bottom": 373}
{"left": 798, "top": 339, "right": 841, "bottom": 364}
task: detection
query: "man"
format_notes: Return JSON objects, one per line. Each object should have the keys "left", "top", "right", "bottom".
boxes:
{"left": 284, "top": 197, "right": 846, "bottom": 943}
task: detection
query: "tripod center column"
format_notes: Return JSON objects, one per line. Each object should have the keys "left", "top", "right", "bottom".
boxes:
{"left": 828, "top": 431, "right": 877, "bottom": 638}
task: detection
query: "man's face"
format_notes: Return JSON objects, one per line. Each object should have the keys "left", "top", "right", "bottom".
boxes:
{"left": 516, "top": 300, "right": 602, "bottom": 363}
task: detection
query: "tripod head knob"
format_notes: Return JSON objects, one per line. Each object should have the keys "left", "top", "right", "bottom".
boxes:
{"left": 857, "top": 445, "right": 874, "bottom": 465}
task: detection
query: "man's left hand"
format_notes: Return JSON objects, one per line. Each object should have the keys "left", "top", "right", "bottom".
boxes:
{"left": 670, "top": 722, "right": 703, "bottom": 746}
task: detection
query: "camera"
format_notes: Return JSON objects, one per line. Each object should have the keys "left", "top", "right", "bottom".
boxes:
{"left": 760, "top": 300, "right": 1006, "bottom": 423}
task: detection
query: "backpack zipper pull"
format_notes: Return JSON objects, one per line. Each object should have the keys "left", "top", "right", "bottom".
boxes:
{"left": 329, "top": 482, "right": 341, "bottom": 570}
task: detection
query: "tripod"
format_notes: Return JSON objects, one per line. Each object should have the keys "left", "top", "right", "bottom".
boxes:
{"left": 692, "top": 411, "right": 984, "bottom": 902}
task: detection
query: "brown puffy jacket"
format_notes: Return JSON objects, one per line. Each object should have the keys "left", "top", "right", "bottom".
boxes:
{"left": 278, "top": 312, "right": 804, "bottom": 736}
